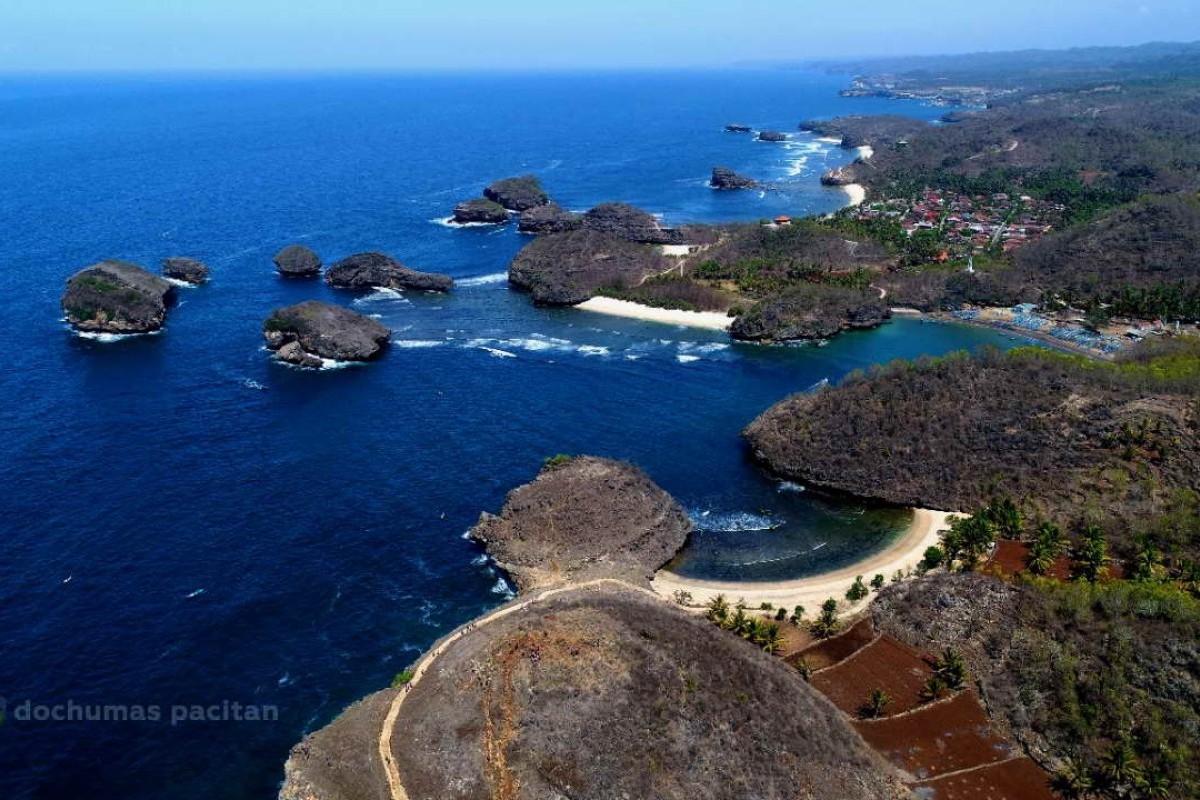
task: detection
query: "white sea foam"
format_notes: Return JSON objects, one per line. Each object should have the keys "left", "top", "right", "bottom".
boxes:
{"left": 185, "top": 588, "right": 206, "bottom": 599}
{"left": 353, "top": 287, "right": 409, "bottom": 305}
{"left": 391, "top": 339, "right": 446, "bottom": 349}
{"left": 242, "top": 379, "right": 268, "bottom": 391}
{"left": 74, "top": 329, "right": 161, "bottom": 343}
{"left": 457, "top": 272, "right": 508, "bottom": 287}
{"left": 578, "top": 345, "right": 609, "bottom": 357}
{"left": 691, "top": 510, "right": 781, "bottom": 533}
{"left": 778, "top": 481, "right": 806, "bottom": 493}
{"left": 318, "top": 358, "right": 364, "bottom": 370}
{"left": 491, "top": 576, "right": 516, "bottom": 600}
{"left": 479, "top": 346, "right": 518, "bottom": 359}
{"left": 164, "top": 277, "right": 200, "bottom": 289}
{"left": 677, "top": 354, "right": 701, "bottom": 364}
{"left": 431, "top": 215, "right": 506, "bottom": 229}
{"left": 471, "top": 554, "right": 489, "bottom": 566}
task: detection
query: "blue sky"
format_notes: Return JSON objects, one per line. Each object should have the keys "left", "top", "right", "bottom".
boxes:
{"left": 2, "top": 0, "right": 1198, "bottom": 71}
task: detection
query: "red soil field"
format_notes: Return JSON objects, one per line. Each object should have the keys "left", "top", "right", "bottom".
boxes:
{"left": 986, "top": 539, "right": 1126, "bottom": 581}
{"left": 914, "top": 756, "right": 1057, "bottom": 800}
{"left": 810, "top": 635, "right": 932, "bottom": 716}
{"left": 853, "top": 690, "right": 1013, "bottom": 779}
{"left": 788, "top": 618, "right": 876, "bottom": 671}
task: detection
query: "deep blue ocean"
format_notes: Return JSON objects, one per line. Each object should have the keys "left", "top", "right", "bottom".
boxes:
{"left": 0, "top": 70, "right": 1017, "bottom": 799}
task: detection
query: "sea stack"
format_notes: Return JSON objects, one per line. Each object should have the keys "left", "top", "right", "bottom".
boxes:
{"left": 483, "top": 175, "right": 550, "bottom": 212}
{"left": 61, "top": 260, "right": 175, "bottom": 334}
{"left": 452, "top": 198, "right": 510, "bottom": 225}
{"left": 581, "top": 202, "right": 685, "bottom": 244}
{"left": 725, "top": 123, "right": 753, "bottom": 133}
{"left": 161, "top": 257, "right": 210, "bottom": 285}
{"left": 273, "top": 245, "right": 322, "bottom": 278}
{"left": 263, "top": 300, "right": 391, "bottom": 368}
{"left": 757, "top": 130, "right": 789, "bottom": 142}
{"left": 326, "top": 252, "right": 453, "bottom": 292}
{"left": 509, "top": 229, "right": 668, "bottom": 305}
{"left": 710, "top": 167, "right": 759, "bottom": 190}
{"left": 517, "top": 202, "right": 582, "bottom": 235}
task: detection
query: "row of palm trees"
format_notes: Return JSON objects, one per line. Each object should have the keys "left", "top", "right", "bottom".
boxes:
{"left": 1052, "top": 741, "right": 1175, "bottom": 800}
{"left": 704, "top": 595, "right": 787, "bottom": 654}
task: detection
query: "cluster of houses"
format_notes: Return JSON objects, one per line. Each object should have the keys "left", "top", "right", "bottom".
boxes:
{"left": 851, "top": 189, "right": 1066, "bottom": 258}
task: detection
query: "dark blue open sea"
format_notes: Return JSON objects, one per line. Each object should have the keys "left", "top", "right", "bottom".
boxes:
{"left": 0, "top": 70, "right": 1014, "bottom": 799}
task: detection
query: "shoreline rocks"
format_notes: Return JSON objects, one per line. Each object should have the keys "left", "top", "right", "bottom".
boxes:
{"left": 483, "top": 175, "right": 549, "bottom": 212}
{"left": 263, "top": 300, "right": 391, "bottom": 367}
{"left": 326, "top": 252, "right": 453, "bottom": 293}
{"left": 161, "top": 257, "right": 210, "bottom": 285}
{"left": 731, "top": 285, "right": 891, "bottom": 342}
{"left": 274, "top": 245, "right": 322, "bottom": 278}
{"left": 61, "top": 260, "right": 175, "bottom": 334}
{"left": 710, "top": 166, "right": 759, "bottom": 191}
{"left": 757, "top": 130, "right": 789, "bottom": 142}
{"left": 451, "top": 198, "right": 510, "bottom": 225}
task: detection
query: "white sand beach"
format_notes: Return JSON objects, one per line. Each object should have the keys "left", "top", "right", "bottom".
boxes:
{"left": 576, "top": 296, "right": 733, "bottom": 330}
{"left": 651, "top": 509, "right": 957, "bottom": 613}
{"left": 842, "top": 183, "right": 867, "bottom": 207}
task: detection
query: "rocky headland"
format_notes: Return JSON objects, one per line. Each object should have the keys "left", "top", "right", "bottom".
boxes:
{"left": 710, "top": 167, "right": 759, "bottom": 191}
{"left": 326, "top": 252, "right": 453, "bottom": 293}
{"left": 263, "top": 300, "right": 391, "bottom": 368}
{"left": 581, "top": 202, "right": 685, "bottom": 245}
{"left": 161, "top": 257, "right": 210, "bottom": 284}
{"left": 508, "top": 229, "right": 668, "bottom": 305}
{"left": 730, "top": 285, "right": 891, "bottom": 342}
{"left": 278, "top": 457, "right": 908, "bottom": 800}
{"left": 274, "top": 245, "right": 323, "bottom": 278}
{"left": 61, "top": 260, "right": 176, "bottom": 334}
{"left": 516, "top": 202, "right": 582, "bottom": 235}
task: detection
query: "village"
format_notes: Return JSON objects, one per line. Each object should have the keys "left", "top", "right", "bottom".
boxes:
{"left": 850, "top": 187, "right": 1068, "bottom": 258}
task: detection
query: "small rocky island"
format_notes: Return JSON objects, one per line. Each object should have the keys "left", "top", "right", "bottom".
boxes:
{"left": 61, "top": 260, "right": 175, "bottom": 334}
{"left": 326, "top": 252, "right": 453, "bottom": 292}
{"left": 581, "top": 201, "right": 685, "bottom": 244}
{"left": 724, "top": 123, "right": 753, "bottom": 133}
{"left": 161, "top": 257, "right": 210, "bottom": 284}
{"left": 509, "top": 229, "right": 668, "bottom": 305}
{"left": 262, "top": 300, "right": 391, "bottom": 368}
{"left": 274, "top": 245, "right": 322, "bottom": 278}
{"left": 483, "top": 175, "right": 550, "bottom": 211}
{"left": 279, "top": 456, "right": 907, "bottom": 800}
{"left": 710, "top": 166, "right": 759, "bottom": 190}
{"left": 452, "top": 198, "right": 510, "bottom": 225}
{"left": 757, "top": 130, "right": 789, "bottom": 142}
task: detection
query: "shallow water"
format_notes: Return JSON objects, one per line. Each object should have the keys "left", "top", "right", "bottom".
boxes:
{"left": 0, "top": 70, "right": 1007, "bottom": 799}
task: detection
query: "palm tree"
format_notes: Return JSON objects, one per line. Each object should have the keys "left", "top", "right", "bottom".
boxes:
{"left": 726, "top": 607, "right": 748, "bottom": 634}
{"left": 1027, "top": 541, "right": 1057, "bottom": 575}
{"left": 706, "top": 594, "right": 730, "bottom": 624}
{"left": 812, "top": 598, "right": 840, "bottom": 639}
{"left": 934, "top": 648, "right": 969, "bottom": 691}
{"left": 919, "top": 675, "right": 950, "bottom": 702}
{"left": 1051, "top": 757, "right": 1095, "bottom": 800}
{"left": 1132, "top": 535, "right": 1164, "bottom": 582}
{"left": 1101, "top": 741, "right": 1143, "bottom": 795}
{"left": 987, "top": 496, "right": 1024, "bottom": 540}
{"left": 1075, "top": 525, "right": 1110, "bottom": 583}
{"left": 860, "top": 688, "right": 892, "bottom": 719}
{"left": 761, "top": 623, "right": 785, "bottom": 654}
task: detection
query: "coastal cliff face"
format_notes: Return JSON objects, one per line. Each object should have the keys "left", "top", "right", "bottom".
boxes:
{"left": 469, "top": 456, "right": 692, "bottom": 591}
{"left": 263, "top": 300, "right": 391, "bottom": 367}
{"left": 278, "top": 458, "right": 907, "bottom": 800}
{"left": 508, "top": 229, "right": 668, "bottom": 305}
{"left": 581, "top": 202, "right": 685, "bottom": 245}
{"left": 61, "top": 260, "right": 175, "bottom": 334}
{"left": 516, "top": 202, "right": 582, "bottom": 235}
{"left": 326, "top": 252, "right": 453, "bottom": 293}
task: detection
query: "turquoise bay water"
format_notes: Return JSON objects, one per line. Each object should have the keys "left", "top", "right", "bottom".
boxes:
{"left": 0, "top": 70, "right": 1013, "bottom": 799}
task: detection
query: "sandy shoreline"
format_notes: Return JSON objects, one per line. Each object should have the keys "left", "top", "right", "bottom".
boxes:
{"left": 842, "top": 183, "right": 867, "bottom": 207}
{"left": 577, "top": 296, "right": 733, "bottom": 330}
{"left": 651, "top": 508, "right": 956, "bottom": 612}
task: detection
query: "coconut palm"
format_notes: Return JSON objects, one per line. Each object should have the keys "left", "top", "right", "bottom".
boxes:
{"left": 934, "top": 648, "right": 969, "bottom": 690}
{"left": 1051, "top": 757, "right": 1095, "bottom": 799}
{"left": 859, "top": 688, "right": 892, "bottom": 719}
{"left": 919, "top": 675, "right": 950, "bottom": 702}
{"left": 1100, "top": 741, "right": 1143, "bottom": 795}
{"left": 705, "top": 593, "right": 730, "bottom": 624}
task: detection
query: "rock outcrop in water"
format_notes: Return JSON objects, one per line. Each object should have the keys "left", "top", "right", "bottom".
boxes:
{"left": 710, "top": 167, "right": 759, "bottom": 191}
{"left": 263, "top": 300, "right": 391, "bottom": 368}
{"left": 484, "top": 175, "right": 550, "bottom": 212}
{"left": 61, "top": 260, "right": 175, "bottom": 334}
{"left": 731, "top": 285, "right": 891, "bottom": 342}
{"left": 326, "top": 252, "right": 453, "bottom": 292}
{"left": 452, "top": 198, "right": 510, "bottom": 225}
{"left": 278, "top": 458, "right": 907, "bottom": 800}
{"left": 161, "top": 257, "right": 210, "bottom": 284}
{"left": 470, "top": 456, "right": 692, "bottom": 591}
{"left": 274, "top": 245, "right": 322, "bottom": 278}
{"left": 517, "top": 202, "right": 582, "bottom": 235}
{"left": 582, "top": 202, "right": 685, "bottom": 245}
{"left": 725, "top": 123, "right": 753, "bottom": 133}
{"left": 757, "top": 130, "right": 789, "bottom": 142}
{"left": 509, "top": 229, "right": 668, "bottom": 305}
